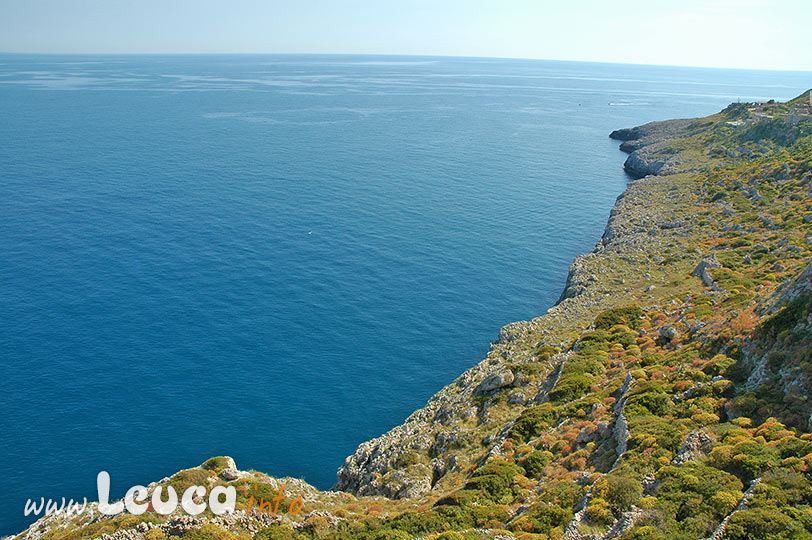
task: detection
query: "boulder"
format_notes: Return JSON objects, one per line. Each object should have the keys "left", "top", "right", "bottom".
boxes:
{"left": 219, "top": 468, "right": 241, "bottom": 481}
{"left": 659, "top": 326, "right": 679, "bottom": 341}
{"left": 475, "top": 368, "right": 515, "bottom": 394}
{"left": 672, "top": 430, "right": 715, "bottom": 465}
{"left": 508, "top": 392, "right": 527, "bottom": 405}
{"left": 692, "top": 256, "right": 722, "bottom": 288}
{"left": 692, "top": 256, "right": 722, "bottom": 278}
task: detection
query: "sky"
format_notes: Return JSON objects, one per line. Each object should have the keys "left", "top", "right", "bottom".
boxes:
{"left": 1, "top": 0, "right": 811, "bottom": 71}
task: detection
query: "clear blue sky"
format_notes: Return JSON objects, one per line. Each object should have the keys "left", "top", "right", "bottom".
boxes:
{"left": 1, "top": 0, "right": 811, "bottom": 70}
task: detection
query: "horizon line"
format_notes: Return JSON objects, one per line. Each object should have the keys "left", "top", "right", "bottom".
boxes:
{"left": 1, "top": 50, "right": 812, "bottom": 74}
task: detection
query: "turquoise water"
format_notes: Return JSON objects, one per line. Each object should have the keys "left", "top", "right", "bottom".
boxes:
{"left": 1, "top": 54, "right": 809, "bottom": 533}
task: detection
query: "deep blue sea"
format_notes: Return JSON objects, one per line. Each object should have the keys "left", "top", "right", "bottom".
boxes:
{"left": 1, "top": 54, "right": 810, "bottom": 533}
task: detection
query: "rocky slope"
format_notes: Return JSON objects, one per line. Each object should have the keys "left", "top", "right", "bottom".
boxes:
{"left": 12, "top": 90, "right": 812, "bottom": 540}
{"left": 609, "top": 118, "right": 695, "bottom": 177}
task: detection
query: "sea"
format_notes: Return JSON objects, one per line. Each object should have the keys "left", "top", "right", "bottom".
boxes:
{"left": 1, "top": 53, "right": 809, "bottom": 534}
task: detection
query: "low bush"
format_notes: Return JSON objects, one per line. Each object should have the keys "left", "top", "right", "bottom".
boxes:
{"left": 594, "top": 474, "right": 643, "bottom": 514}
{"left": 510, "top": 404, "right": 557, "bottom": 442}
{"left": 594, "top": 306, "right": 645, "bottom": 330}
{"left": 520, "top": 450, "right": 553, "bottom": 478}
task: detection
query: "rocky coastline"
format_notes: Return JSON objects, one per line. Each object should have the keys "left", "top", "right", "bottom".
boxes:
{"left": 12, "top": 91, "right": 812, "bottom": 540}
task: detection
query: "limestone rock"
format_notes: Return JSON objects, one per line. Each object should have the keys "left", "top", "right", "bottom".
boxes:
{"left": 692, "top": 256, "right": 722, "bottom": 288}
{"left": 475, "top": 368, "right": 516, "bottom": 394}
{"left": 508, "top": 392, "right": 527, "bottom": 405}
{"left": 672, "top": 430, "right": 715, "bottom": 465}
{"left": 219, "top": 468, "right": 244, "bottom": 481}
{"left": 659, "top": 326, "right": 679, "bottom": 341}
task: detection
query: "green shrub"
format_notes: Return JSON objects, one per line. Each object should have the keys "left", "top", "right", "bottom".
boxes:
{"left": 610, "top": 330, "right": 638, "bottom": 349}
{"left": 434, "top": 489, "right": 487, "bottom": 507}
{"left": 625, "top": 382, "right": 672, "bottom": 417}
{"left": 145, "top": 530, "right": 168, "bottom": 540}
{"left": 586, "top": 497, "right": 613, "bottom": 525}
{"left": 724, "top": 507, "right": 805, "bottom": 540}
{"left": 201, "top": 456, "right": 233, "bottom": 473}
{"left": 594, "top": 306, "right": 645, "bottom": 330}
{"left": 461, "top": 461, "right": 524, "bottom": 504}
{"left": 628, "top": 416, "right": 685, "bottom": 452}
{"left": 729, "top": 442, "right": 779, "bottom": 480}
{"left": 596, "top": 475, "right": 643, "bottom": 514}
{"left": 521, "top": 450, "right": 553, "bottom": 478}
{"left": 752, "top": 471, "right": 812, "bottom": 508}
{"left": 549, "top": 372, "right": 594, "bottom": 402}
{"left": 537, "top": 345, "right": 559, "bottom": 360}
{"left": 168, "top": 468, "right": 213, "bottom": 494}
{"left": 549, "top": 351, "right": 606, "bottom": 402}
{"left": 509, "top": 503, "right": 570, "bottom": 535}
{"left": 431, "top": 532, "right": 464, "bottom": 540}
{"left": 709, "top": 491, "right": 740, "bottom": 517}
{"left": 622, "top": 526, "right": 667, "bottom": 540}
{"left": 510, "top": 404, "right": 557, "bottom": 442}
{"left": 579, "top": 330, "right": 610, "bottom": 346}
{"left": 703, "top": 354, "right": 736, "bottom": 376}
{"left": 254, "top": 527, "right": 307, "bottom": 540}
{"left": 182, "top": 524, "right": 238, "bottom": 540}
{"left": 777, "top": 438, "right": 812, "bottom": 460}
{"left": 656, "top": 463, "right": 743, "bottom": 523}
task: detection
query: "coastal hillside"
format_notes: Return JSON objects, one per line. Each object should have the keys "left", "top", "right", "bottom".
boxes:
{"left": 14, "top": 91, "right": 812, "bottom": 540}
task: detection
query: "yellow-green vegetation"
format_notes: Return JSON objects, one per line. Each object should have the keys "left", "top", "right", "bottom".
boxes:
{"left": 16, "top": 92, "right": 812, "bottom": 540}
